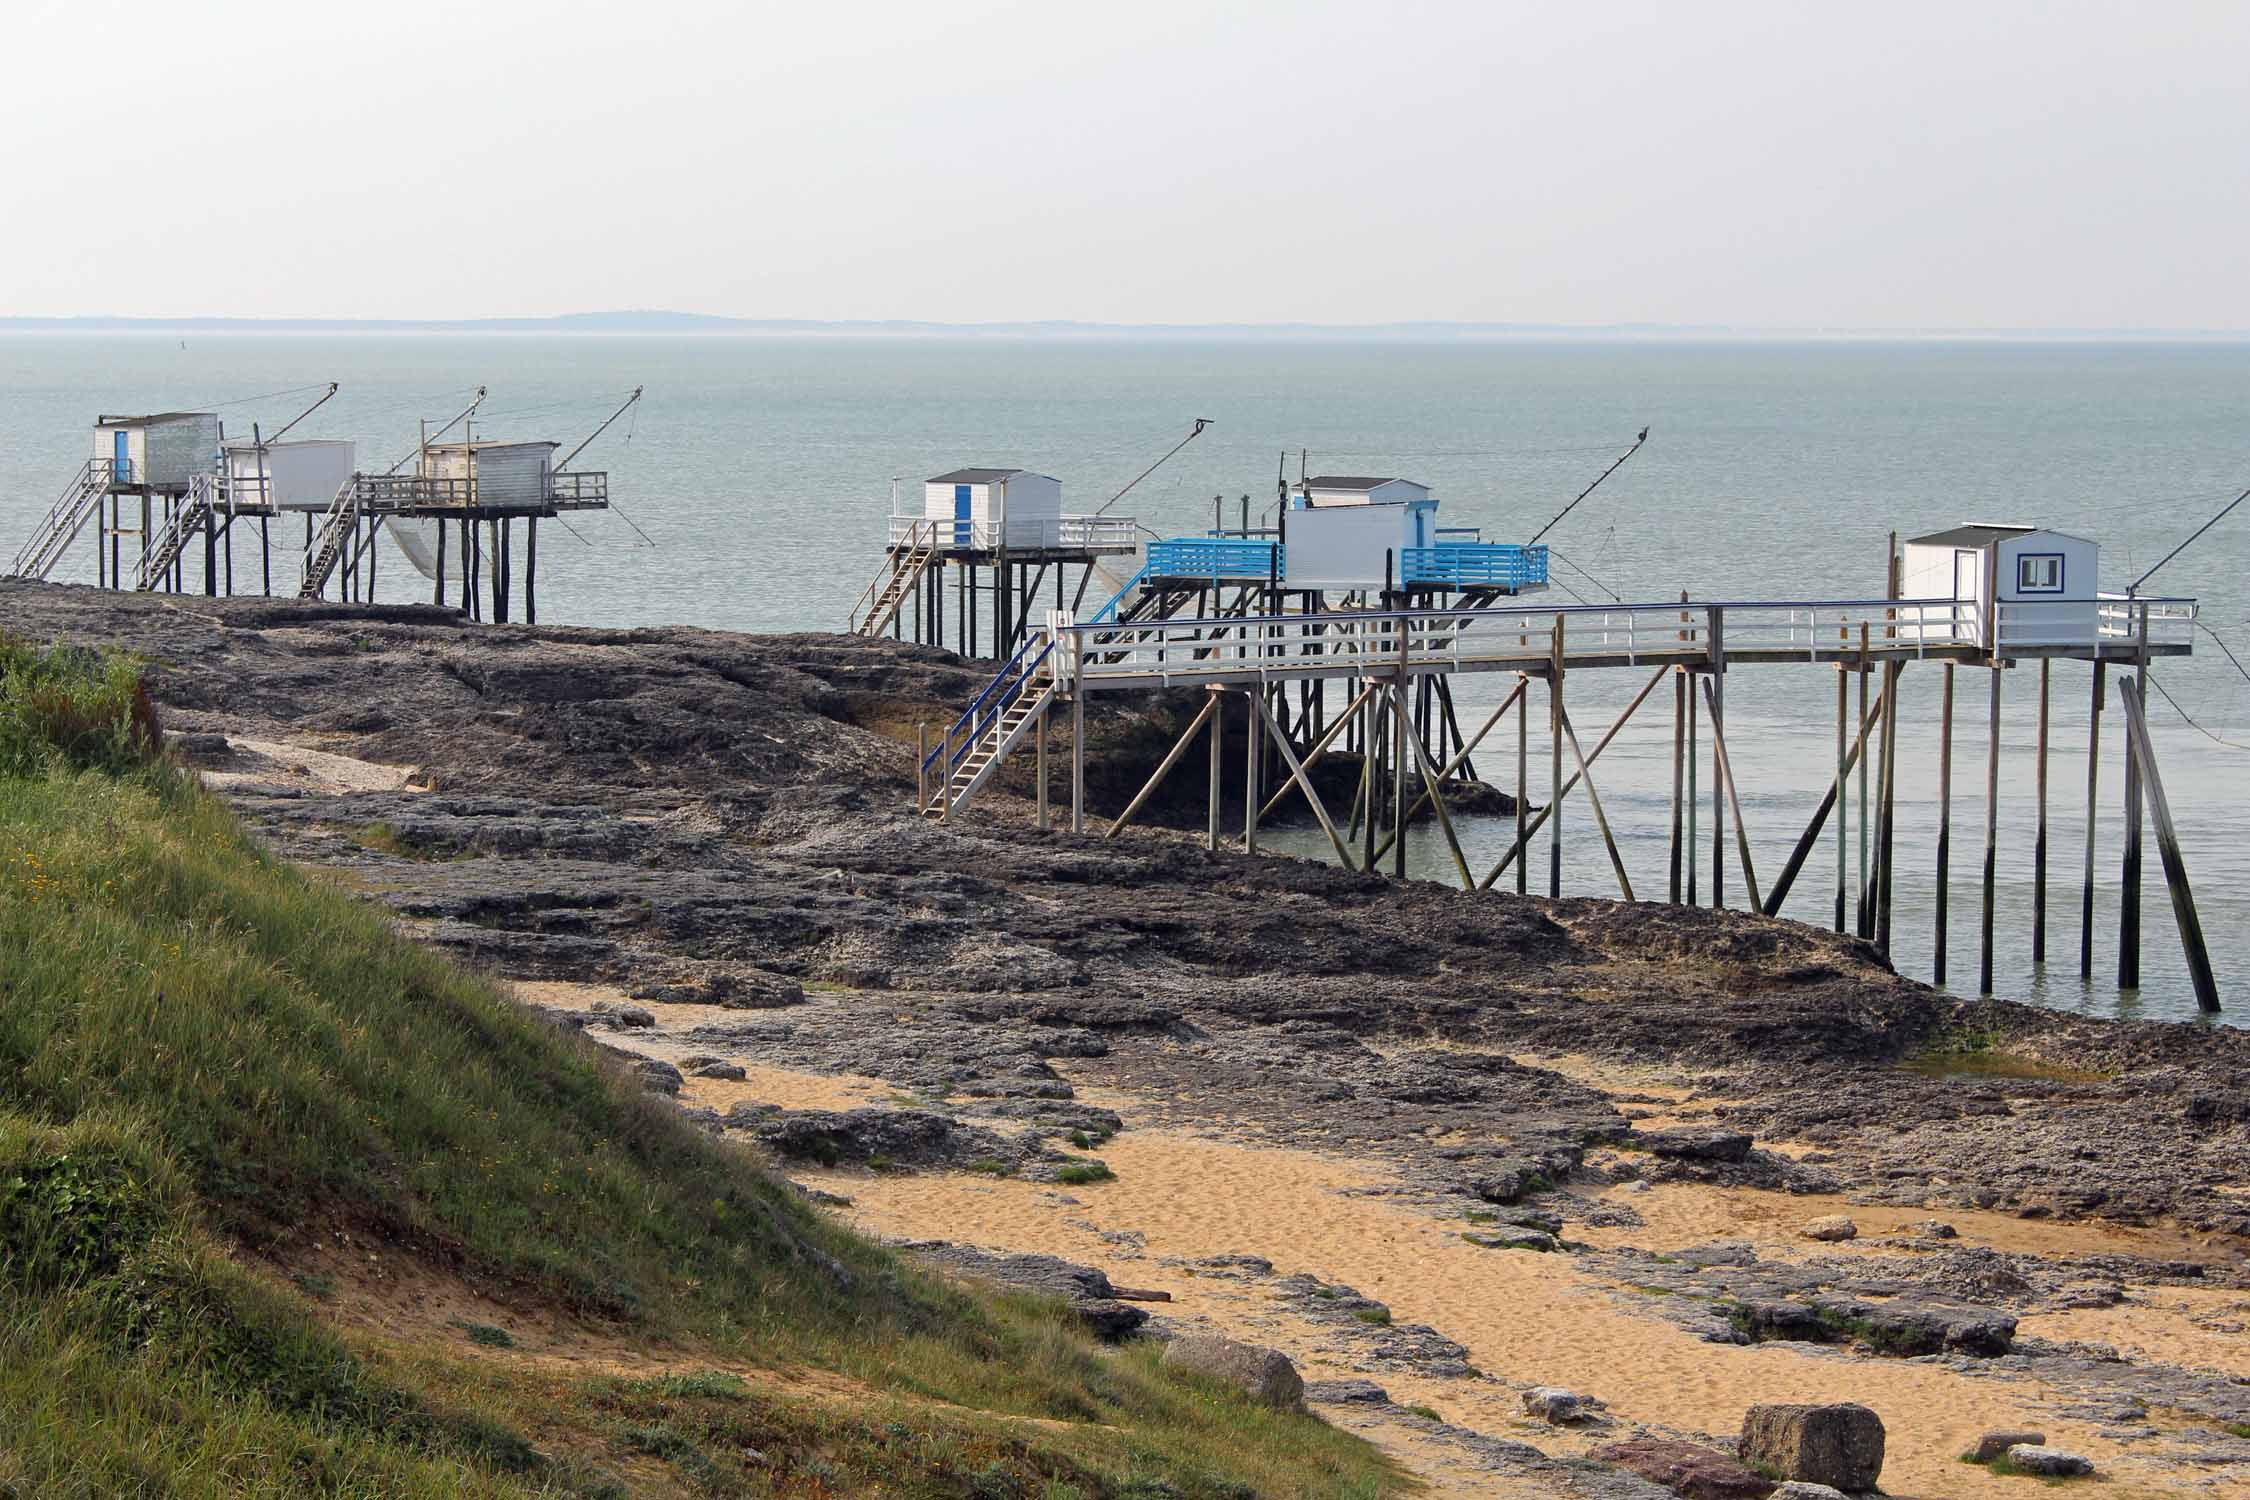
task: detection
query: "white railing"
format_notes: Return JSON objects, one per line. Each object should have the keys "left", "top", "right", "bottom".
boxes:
{"left": 1061, "top": 594, "right": 2194, "bottom": 688}
{"left": 887, "top": 510, "right": 1140, "bottom": 550}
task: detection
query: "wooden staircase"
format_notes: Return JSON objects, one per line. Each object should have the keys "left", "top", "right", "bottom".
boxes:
{"left": 134, "top": 475, "right": 218, "bottom": 591}
{"left": 920, "top": 632, "right": 1059, "bottom": 819}
{"left": 297, "top": 478, "right": 364, "bottom": 599}
{"left": 7, "top": 459, "right": 114, "bottom": 581}
{"left": 850, "top": 519, "right": 939, "bottom": 637}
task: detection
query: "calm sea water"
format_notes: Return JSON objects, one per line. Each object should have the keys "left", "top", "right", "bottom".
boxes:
{"left": 3, "top": 334, "right": 2246, "bottom": 1025}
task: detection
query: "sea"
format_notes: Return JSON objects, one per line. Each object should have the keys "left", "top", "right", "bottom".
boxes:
{"left": 2, "top": 333, "right": 2246, "bottom": 1026}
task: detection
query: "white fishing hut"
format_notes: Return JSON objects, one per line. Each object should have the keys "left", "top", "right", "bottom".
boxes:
{"left": 922, "top": 468, "right": 1065, "bottom": 549}
{"left": 221, "top": 439, "right": 356, "bottom": 510}
{"left": 1282, "top": 475, "right": 1440, "bottom": 591}
{"left": 1901, "top": 523, "right": 2102, "bottom": 649}
{"left": 93, "top": 412, "right": 220, "bottom": 492}
{"left": 421, "top": 440, "right": 560, "bottom": 506}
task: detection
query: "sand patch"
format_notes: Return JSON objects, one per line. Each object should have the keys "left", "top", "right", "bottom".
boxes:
{"left": 198, "top": 736, "right": 420, "bottom": 795}
{"left": 2022, "top": 1287, "right": 2250, "bottom": 1379}
{"left": 1579, "top": 1180, "right": 2239, "bottom": 1266}
{"left": 804, "top": 1125, "right": 2183, "bottom": 1499}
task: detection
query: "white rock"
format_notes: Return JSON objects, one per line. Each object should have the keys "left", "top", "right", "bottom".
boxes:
{"left": 1799, "top": 1214, "right": 1858, "bottom": 1242}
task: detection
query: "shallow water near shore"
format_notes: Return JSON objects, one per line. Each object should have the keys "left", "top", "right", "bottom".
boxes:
{"left": 2, "top": 332, "right": 2245, "bottom": 1022}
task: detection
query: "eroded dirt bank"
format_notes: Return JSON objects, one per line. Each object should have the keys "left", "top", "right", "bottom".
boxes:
{"left": 13, "top": 580, "right": 2250, "bottom": 1498}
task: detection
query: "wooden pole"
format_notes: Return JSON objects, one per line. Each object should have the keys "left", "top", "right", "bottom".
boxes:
{"left": 1761, "top": 686, "right": 1891, "bottom": 917}
{"left": 1980, "top": 664, "right": 2002, "bottom": 997}
{"left": 1672, "top": 668, "right": 1687, "bottom": 904}
{"left": 1936, "top": 662, "right": 1955, "bottom": 985}
{"left": 1857, "top": 624, "right": 1871, "bottom": 932}
{"left": 1035, "top": 701, "right": 1049, "bottom": 831}
{"left": 1105, "top": 695, "right": 1218, "bottom": 839}
{"left": 2124, "top": 620, "right": 2142, "bottom": 985}
{"left": 1686, "top": 669, "right": 1698, "bottom": 905}
{"left": 1390, "top": 685, "right": 1470, "bottom": 887}
{"left": 1393, "top": 615, "right": 1410, "bottom": 879}
{"left": 525, "top": 518, "right": 538, "bottom": 625}
{"left": 1259, "top": 691, "right": 1357, "bottom": 871}
{"left": 2081, "top": 661, "right": 2104, "bottom": 977}
{"left": 1069, "top": 634, "right": 1085, "bottom": 833}
{"left": 1208, "top": 686, "right": 1223, "bottom": 850}
{"left": 1245, "top": 682, "right": 1263, "bottom": 855}
{"left": 1549, "top": 619, "right": 1565, "bottom": 899}
{"left": 1561, "top": 704, "right": 1632, "bottom": 899}
{"left": 2118, "top": 678, "right": 2221, "bottom": 1012}
{"left": 916, "top": 721, "right": 928, "bottom": 812}
{"left": 1700, "top": 675, "right": 1762, "bottom": 911}
{"left": 2033, "top": 658, "right": 2049, "bottom": 962}
{"left": 1834, "top": 664, "right": 1847, "bottom": 930}
{"left": 1515, "top": 672, "right": 1529, "bottom": 895}
{"left": 1877, "top": 662, "right": 1901, "bottom": 959}
{"left": 1709, "top": 606, "right": 1727, "bottom": 908}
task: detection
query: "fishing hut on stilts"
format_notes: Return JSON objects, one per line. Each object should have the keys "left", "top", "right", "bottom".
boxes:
{"left": 911, "top": 485, "right": 2221, "bottom": 1013}
{"left": 5, "top": 385, "right": 641, "bottom": 624}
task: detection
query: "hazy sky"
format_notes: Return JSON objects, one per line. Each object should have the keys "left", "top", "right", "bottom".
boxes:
{"left": 7, "top": 0, "right": 2246, "bottom": 327}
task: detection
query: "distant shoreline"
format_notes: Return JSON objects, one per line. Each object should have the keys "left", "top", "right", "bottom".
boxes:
{"left": 4, "top": 313, "right": 2249, "bottom": 342}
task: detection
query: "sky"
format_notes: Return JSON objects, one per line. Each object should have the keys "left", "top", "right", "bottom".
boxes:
{"left": 6, "top": 0, "right": 2247, "bottom": 329}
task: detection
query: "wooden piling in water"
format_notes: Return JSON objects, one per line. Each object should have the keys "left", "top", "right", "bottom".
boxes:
{"left": 1207, "top": 687, "right": 1222, "bottom": 851}
{"left": 2118, "top": 678, "right": 2221, "bottom": 1012}
{"left": 1936, "top": 662, "right": 1954, "bottom": 985}
{"left": 1980, "top": 666, "right": 2001, "bottom": 997}
{"left": 1709, "top": 607, "right": 1727, "bottom": 908}
{"left": 1244, "top": 682, "right": 1262, "bottom": 855}
{"left": 1685, "top": 671, "right": 1699, "bottom": 906}
{"left": 1672, "top": 667, "right": 1688, "bottom": 905}
{"left": 1834, "top": 663, "right": 1848, "bottom": 930}
{"left": 1549, "top": 619, "right": 1565, "bottom": 899}
{"left": 1876, "top": 662, "right": 1901, "bottom": 958}
{"left": 2121, "top": 613, "right": 2151, "bottom": 989}
{"left": 2033, "top": 658, "right": 2049, "bottom": 962}
{"left": 1516, "top": 672, "right": 1529, "bottom": 896}
{"left": 2081, "top": 661, "right": 2104, "bottom": 977}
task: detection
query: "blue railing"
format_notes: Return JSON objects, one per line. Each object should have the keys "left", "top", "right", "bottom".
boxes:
{"left": 1086, "top": 561, "right": 1152, "bottom": 625}
{"left": 1145, "top": 536, "right": 1281, "bottom": 581}
{"left": 1401, "top": 543, "right": 1547, "bottom": 589}
{"left": 923, "top": 631, "right": 1055, "bottom": 780}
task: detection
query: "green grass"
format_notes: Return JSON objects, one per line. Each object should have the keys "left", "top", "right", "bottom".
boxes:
{"left": 1054, "top": 1162, "right": 1115, "bottom": 1186}
{"left": 0, "top": 640, "right": 1405, "bottom": 1499}
{"left": 1348, "top": 1307, "right": 1392, "bottom": 1327}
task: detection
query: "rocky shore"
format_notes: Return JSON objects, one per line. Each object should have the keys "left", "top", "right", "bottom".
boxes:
{"left": 13, "top": 578, "right": 2250, "bottom": 1498}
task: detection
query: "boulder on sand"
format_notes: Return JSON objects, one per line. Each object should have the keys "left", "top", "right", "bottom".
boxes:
{"left": 1637, "top": 1128, "right": 1753, "bottom": 1163}
{"left": 1799, "top": 1215, "right": 1858, "bottom": 1242}
{"left": 1587, "top": 1437, "right": 1774, "bottom": 1500}
{"left": 2004, "top": 1445, "right": 2094, "bottom": 1477}
{"left": 1521, "top": 1386, "right": 1605, "bottom": 1424}
{"left": 1972, "top": 1429, "right": 2046, "bottom": 1462}
{"left": 1738, "top": 1403, "right": 1884, "bottom": 1494}
{"left": 1160, "top": 1334, "right": 1305, "bottom": 1410}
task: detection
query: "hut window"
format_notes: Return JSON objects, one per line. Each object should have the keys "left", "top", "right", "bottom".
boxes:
{"left": 2017, "top": 553, "right": 2064, "bottom": 593}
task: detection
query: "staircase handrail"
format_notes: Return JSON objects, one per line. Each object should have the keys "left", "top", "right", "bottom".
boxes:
{"left": 922, "top": 629, "right": 1055, "bottom": 780}
{"left": 849, "top": 517, "right": 933, "bottom": 633}
{"left": 8, "top": 459, "right": 111, "bottom": 578}
{"left": 1085, "top": 560, "right": 1151, "bottom": 625}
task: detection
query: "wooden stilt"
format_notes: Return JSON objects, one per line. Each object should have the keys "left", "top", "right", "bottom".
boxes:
{"left": 2118, "top": 678, "right": 2221, "bottom": 1011}
{"left": 1070, "top": 679, "right": 1085, "bottom": 835}
{"left": 2081, "top": 662, "right": 2104, "bottom": 977}
{"left": 1549, "top": 620, "right": 1565, "bottom": 899}
{"left": 2121, "top": 619, "right": 2150, "bottom": 989}
{"left": 1700, "top": 674, "right": 1762, "bottom": 911}
{"left": 1876, "top": 662, "right": 1901, "bottom": 958}
{"left": 1761, "top": 686, "right": 1891, "bottom": 917}
{"left": 1244, "top": 684, "right": 1263, "bottom": 855}
{"left": 1364, "top": 677, "right": 1529, "bottom": 864}
{"left": 434, "top": 518, "right": 446, "bottom": 605}
{"left": 1560, "top": 704, "right": 1631, "bottom": 899}
{"left": 1834, "top": 664, "right": 1848, "bottom": 930}
{"left": 1515, "top": 673, "right": 1528, "bottom": 895}
{"left": 1389, "top": 685, "right": 1469, "bottom": 887}
{"left": 1208, "top": 687, "right": 1224, "bottom": 851}
{"left": 1686, "top": 670, "right": 1698, "bottom": 905}
{"left": 1936, "top": 662, "right": 1955, "bottom": 985}
{"left": 1106, "top": 695, "right": 1219, "bottom": 839}
{"left": 1856, "top": 625, "right": 1871, "bottom": 933}
{"left": 1258, "top": 690, "right": 1356, "bottom": 870}
{"left": 1035, "top": 701, "right": 1049, "bottom": 831}
{"left": 1710, "top": 607, "right": 1727, "bottom": 908}
{"left": 916, "top": 722, "right": 928, "bottom": 812}
{"left": 1672, "top": 668, "right": 1688, "bottom": 904}
{"left": 1262, "top": 682, "right": 1383, "bottom": 823}
{"left": 525, "top": 519, "right": 538, "bottom": 624}
{"left": 1980, "top": 665, "right": 2002, "bottom": 997}
{"left": 2033, "top": 658, "right": 2049, "bottom": 962}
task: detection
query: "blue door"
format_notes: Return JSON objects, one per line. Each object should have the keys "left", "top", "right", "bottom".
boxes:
{"left": 954, "top": 483, "right": 972, "bottom": 548}
{"left": 113, "top": 430, "right": 130, "bottom": 483}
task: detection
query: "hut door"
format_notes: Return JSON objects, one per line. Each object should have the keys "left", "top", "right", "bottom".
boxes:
{"left": 953, "top": 483, "right": 972, "bottom": 548}
{"left": 113, "top": 430, "right": 131, "bottom": 483}
{"left": 1952, "top": 549, "right": 1983, "bottom": 644}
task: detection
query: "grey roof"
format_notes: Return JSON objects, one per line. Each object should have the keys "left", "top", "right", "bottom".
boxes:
{"left": 95, "top": 411, "right": 215, "bottom": 427}
{"left": 1906, "top": 524, "right": 2035, "bottom": 548}
{"left": 929, "top": 467, "right": 1026, "bottom": 484}
{"left": 1303, "top": 475, "right": 1426, "bottom": 491}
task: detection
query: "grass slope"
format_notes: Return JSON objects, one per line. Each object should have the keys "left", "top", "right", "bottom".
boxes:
{"left": 0, "top": 638, "right": 1401, "bottom": 1500}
